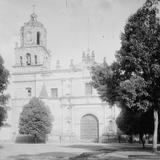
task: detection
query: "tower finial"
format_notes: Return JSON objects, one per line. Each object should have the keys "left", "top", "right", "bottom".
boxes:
{"left": 32, "top": 4, "right": 36, "bottom": 13}
{"left": 30, "top": 4, "right": 37, "bottom": 21}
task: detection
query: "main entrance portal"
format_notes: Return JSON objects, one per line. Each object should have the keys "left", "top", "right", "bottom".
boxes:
{"left": 80, "top": 114, "right": 99, "bottom": 142}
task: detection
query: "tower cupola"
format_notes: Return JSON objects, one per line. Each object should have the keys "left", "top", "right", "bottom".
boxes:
{"left": 20, "top": 12, "right": 47, "bottom": 47}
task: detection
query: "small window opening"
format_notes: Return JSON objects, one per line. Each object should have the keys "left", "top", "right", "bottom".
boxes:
{"left": 20, "top": 56, "right": 23, "bottom": 66}
{"left": 26, "top": 53, "right": 31, "bottom": 65}
{"left": 35, "top": 55, "right": 37, "bottom": 65}
{"left": 51, "top": 88, "right": 58, "bottom": 98}
{"left": 85, "top": 83, "right": 92, "bottom": 96}
{"left": 37, "top": 32, "right": 40, "bottom": 45}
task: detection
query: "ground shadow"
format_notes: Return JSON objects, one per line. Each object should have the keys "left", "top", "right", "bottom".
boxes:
{"left": 66, "top": 143, "right": 160, "bottom": 152}
{"left": 64, "top": 144, "right": 116, "bottom": 152}
{"left": 15, "top": 134, "right": 45, "bottom": 143}
{"left": 67, "top": 143, "right": 160, "bottom": 160}
{"left": 116, "top": 144, "right": 160, "bottom": 152}
{"left": 8, "top": 152, "right": 77, "bottom": 160}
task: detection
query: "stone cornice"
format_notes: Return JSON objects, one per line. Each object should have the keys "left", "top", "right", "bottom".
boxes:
{"left": 12, "top": 67, "right": 84, "bottom": 76}
{"left": 12, "top": 76, "right": 91, "bottom": 83}
{"left": 16, "top": 45, "right": 50, "bottom": 55}
{"left": 12, "top": 95, "right": 101, "bottom": 101}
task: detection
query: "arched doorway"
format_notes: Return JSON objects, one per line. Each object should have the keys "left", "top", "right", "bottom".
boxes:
{"left": 80, "top": 114, "right": 99, "bottom": 142}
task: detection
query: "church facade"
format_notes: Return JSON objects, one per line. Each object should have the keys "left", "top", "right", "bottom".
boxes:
{"left": 11, "top": 12, "right": 118, "bottom": 143}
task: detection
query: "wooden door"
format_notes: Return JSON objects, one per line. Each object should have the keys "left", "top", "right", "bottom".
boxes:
{"left": 80, "top": 114, "right": 99, "bottom": 142}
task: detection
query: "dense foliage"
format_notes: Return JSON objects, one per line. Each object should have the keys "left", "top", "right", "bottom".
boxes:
{"left": 117, "top": 107, "right": 154, "bottom": 147}
{"left": 0, "top": 55, "right": 9, "bottom": 127}
{"left": 19, "top": 97, "right": 52, "bottom": 143}
{"left": 116, "top": 108, "right": 154, "bottom": 136}
{"left": 92, "top": 0, "right": 160, "bottom": 151}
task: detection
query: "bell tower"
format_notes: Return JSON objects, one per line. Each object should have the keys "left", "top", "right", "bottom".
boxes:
{"left": 21, "top": 12, "right": 47, "bottom": 47}
{"left": 14, "top": 11, "right": 51, "bottom": 71}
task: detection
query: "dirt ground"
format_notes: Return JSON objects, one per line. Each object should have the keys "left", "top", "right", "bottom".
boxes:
{"left": 0, "top": 142, "right": 159, "bottom": 160}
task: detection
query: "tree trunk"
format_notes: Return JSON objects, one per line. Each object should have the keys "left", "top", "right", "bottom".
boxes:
{"left": 118, "top": 135, "right": 121, "bottom": 143}
{"left": 34, "top": 134, "right": 37, "bottom": 143}
{"left": 153, "top": 109, "right": 158, "bottom": 152}
{"left": 129, "top": 135, "right": 133, "bottom": 143}
{"left": 139, "top": 134, "right": 145, "bottom": 148}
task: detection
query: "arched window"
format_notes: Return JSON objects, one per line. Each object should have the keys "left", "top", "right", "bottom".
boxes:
{"left": 37, "top": 32, "right": 40, "bottom": 45}
{"left": 26, "top": 53, "right": 31, "bottom": 65}
{"left": 20, "top": 56, "right": 23, "bottom": 66}
{"left": 35, "top": 55, "right": 37, "bottom": 65}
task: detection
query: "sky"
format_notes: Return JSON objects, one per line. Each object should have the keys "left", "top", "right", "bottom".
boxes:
{"left": 0, "top": 0, "right": 146, "bottom": 71}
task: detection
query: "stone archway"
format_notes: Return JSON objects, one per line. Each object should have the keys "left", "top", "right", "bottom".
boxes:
{"left": 80, "top": 114, "right": 99, "bottom": 142}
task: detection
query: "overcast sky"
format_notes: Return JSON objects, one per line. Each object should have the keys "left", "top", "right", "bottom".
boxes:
{"left": 0, "top": 0, "right": 146, "bottom": 71}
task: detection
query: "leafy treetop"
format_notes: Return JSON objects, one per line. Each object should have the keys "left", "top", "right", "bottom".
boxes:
{"left": 19, "top": 97, "right": 53, "bottom": 140}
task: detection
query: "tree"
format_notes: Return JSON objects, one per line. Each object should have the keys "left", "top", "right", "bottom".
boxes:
{"left": 116, "top": 107, "right": 154, "bottom": 148}
{"left": 0, "top": 55, "right": 9, "bottom": 127}
{"left": 92, "top": 0, "right": 160, "bottom": 152}
{"left": 19, "top": 97, "right": 52, "bottom": 143}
